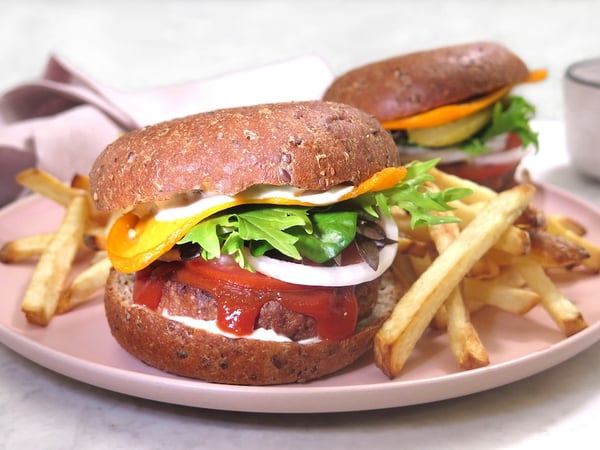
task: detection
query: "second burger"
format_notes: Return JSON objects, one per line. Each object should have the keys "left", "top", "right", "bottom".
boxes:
{"left": 323, "top": 41, "right": 547, "bottom": 190}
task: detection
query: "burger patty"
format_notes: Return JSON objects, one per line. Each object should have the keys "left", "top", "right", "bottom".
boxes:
{"left": 158, "top": 278, "right": 380, "bottom": 341}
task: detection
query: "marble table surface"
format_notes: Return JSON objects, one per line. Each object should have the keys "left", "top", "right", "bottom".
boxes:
{"left": 1, "top": 1, "right": 600, "bottom": 449}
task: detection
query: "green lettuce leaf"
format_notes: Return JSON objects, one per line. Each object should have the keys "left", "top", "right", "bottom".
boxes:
{"left": 291, "top": 210, "right": 358, "bottom": 263}
{"left": 461, "top": 96, "right": 539, "bottom": 156}
{"left": 177, "top": 159, "right": 471, "bottom": 270}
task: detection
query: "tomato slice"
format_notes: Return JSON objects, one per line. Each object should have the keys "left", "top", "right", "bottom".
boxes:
{"left": 132, "top": 257, "right": 360, "bottom": 340}
{"left": 440, "top": 134, "right": 524, "bottom": 190}
{"left": 174, "top": 258, "right": 358, "bottom": 340}
{"left": 179, "top": 257, "right": 307, "bottom": 291}
{"left": 133, "top": 265, "right": 170, "bottom": 309}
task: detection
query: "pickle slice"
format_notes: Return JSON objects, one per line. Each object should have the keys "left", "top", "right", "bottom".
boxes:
{"left": 407, "top": 106, "right": 494, "bottom": 147}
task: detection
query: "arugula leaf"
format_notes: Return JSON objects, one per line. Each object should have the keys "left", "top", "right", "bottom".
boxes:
{"left": 236, "top": 207, "right": 309, "bottom": 260}
{"left": 461, "top": 96, "right": 538, "bottom": 156}
{"left": 221, "top": 232, "right": 246, "bottom": 268}
{"left": 356, "top": 159, "right": 471, "bottom": 228}
{"left": 178, "top": 214, "right": 233, "bottom": 260}
{"left": 179, "top": 207, "right": 312, "bottom": 269}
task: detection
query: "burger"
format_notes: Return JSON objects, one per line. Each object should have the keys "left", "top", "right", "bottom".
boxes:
{"left": 322, "top": 41, "right": 547, "bottom": 191}
{"left": 90, "top": 100, "right": 464, "bottom": 385}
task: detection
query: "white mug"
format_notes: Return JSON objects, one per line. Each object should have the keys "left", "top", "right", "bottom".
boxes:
{"left": 563, "top": 58, "right": 600, "bottom": 181}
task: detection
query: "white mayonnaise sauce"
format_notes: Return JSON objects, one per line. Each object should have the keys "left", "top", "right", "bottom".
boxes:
{"left": 154, "top": 184, "right": 355, "bottom": 222}
{"left": 161, "top": 310, "right": 320, "bottom": 344}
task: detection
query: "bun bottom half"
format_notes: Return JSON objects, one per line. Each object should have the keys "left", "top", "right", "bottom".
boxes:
{"left": 104, "top": 269, "right": 404, "bottom": 385}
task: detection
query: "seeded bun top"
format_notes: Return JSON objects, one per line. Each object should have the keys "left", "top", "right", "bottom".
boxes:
{"left": 90, "top": 100, "right": 400, "bottom": 211}
{"left": 322, "top": 42, "right": 530, "bottom": 122}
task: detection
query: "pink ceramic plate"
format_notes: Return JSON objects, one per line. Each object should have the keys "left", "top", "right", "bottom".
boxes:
{"left": 1, "top": 184, "right": 600, "bottom": 413}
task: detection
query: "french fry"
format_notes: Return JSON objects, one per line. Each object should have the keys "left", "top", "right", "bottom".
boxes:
{"left": 83, "top": 227, "right": 109, "bottom": 252}
{"left": 0, "top": 232, "right": 95, "bottom": 263}
{"left": 375, "top": 184, "right": 536, "bottom": 378}
{"left": 428, "top": 211, "right": 489, "bottom": 369}
{"left": 70, "top": 173, "right": 112, "bottom": 226}
{"left": 21, "top": 195, "right": 88, "bottom": 325}
{"left": 449, "top": 200, "right": 531, "bottom": 256}
{"left": 484, "top": 248, "right": 517, "bottom": 267}
{"left": 513, "top": 256, "right": 588, "bottom": 336}
{"left": 462, "top": 277, "right": 540, "bottom": 315}
{"left": 69, "top": 173, "right": 91, "bottom": 191}
{"left": 497, "top": 227, "right": 531, "bottom": 257}
{"left": 429, "top": 167, "right": 495, "bottom": 203}
{"left": 393, "top": 210, "right": 432, "bottom": 242}
{"left": 57, "top": 256, "right": 112, "bottom": 314}
{"left": 548, "top": 214, "right": 586, "bottom": 236}
{"left": 0, "top": 234, "right": 53, "bottom": 262}
{"left": 528, "top": 228, "right": 591, "bottom": 269}
{"left": 546, "top": 215, "right": 600, "bottom": 272}
{"left": 383, "top": 170, "right": 597, "bottom": 376}
{"left": 391, "top": 253, "right": 419, "bottom": 289}
{"left": 446, "top": 288, "right": 489, "bottom": 369}
{"left": 492, "top": 265, "right": 527, "bottom": 287}
{"left": 409, "top": 254, "right": 448, "bottom": 329}
{"left": 396, "top": 235, "right": 434, "bottom": 259}
{"left": 2, "top": 169, "right": 117, "bottom": 325}
{"left": 515, "top": 205, "right": 546, "bottom": 229}
{"left": 468, "top": 255, "right": 501, "bottom": 280}
{"left": 16, "top": 168, "right": 83, "bottom": 207}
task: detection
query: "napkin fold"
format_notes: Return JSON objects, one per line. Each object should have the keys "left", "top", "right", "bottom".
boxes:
{"left": 0, "top": 54, "right": 334, "bottom": 207}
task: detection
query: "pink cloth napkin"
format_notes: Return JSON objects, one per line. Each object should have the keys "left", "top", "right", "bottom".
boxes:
{"left": 0, "top": 54, "right": 334, "bottom": 207}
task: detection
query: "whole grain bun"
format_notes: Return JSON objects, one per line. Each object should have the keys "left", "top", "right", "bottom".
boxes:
{"left": 322, "top": 42, "right": 530, "bottom": 122}
{"left": 104, "top": 269, "right": 404, "bottom": 385}
{"left": 90, "top": 100, "right": 400, "bottom": 212}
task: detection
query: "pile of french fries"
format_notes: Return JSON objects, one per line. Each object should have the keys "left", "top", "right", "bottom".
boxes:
{"left": 375, "top": 168, "right": 600, "bottom": 378}
{"left": 1, "top": 167, "right": 599, "bottom": 381}
{"left": 0, "top": 169, "right": 115, "bottom": 326}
